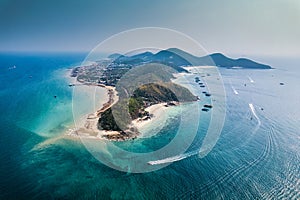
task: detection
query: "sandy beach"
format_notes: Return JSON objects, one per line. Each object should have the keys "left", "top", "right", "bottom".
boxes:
{"left": 67, "top": 84, "right": 120, "bottom": 140}
{"left": 132, "top": 103, "right": 173, "bottom": 130}
{"left": 68, "top": 89, "right": 178, "bottom": 141}
{"left": 64, "top": 68, "right": 121, "bottom": 140}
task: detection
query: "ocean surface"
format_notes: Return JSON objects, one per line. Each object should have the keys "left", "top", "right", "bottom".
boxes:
{"left": 0, "top": 53, "right": 299, "bottom": 199}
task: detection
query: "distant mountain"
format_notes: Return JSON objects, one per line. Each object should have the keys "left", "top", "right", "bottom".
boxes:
{"left": 161, "top": 48, "right": 200, "bottom": 65}
{"left": 198, "top": 53, "right": 272, "bottom": 69}
{"left": 130, "top": 51, "right": 153, "bottom": 61}
{"left": 109, "top": 48, "right": 272, "bottom": 70}
{"left": 151, "top": 50, "right": 191, "bottom": 72}
{"left": 166, "top": 48, "right": 272, "bottom": 69}
{"left": 111, "top": 50, "right": 190, "bottom": 72}
{"left": 108, "top": 53, "right": 123, "bottom": 59}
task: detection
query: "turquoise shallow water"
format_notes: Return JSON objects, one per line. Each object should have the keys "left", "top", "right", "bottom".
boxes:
{"left": 0, "top": 53, "right": 299, "bottom": 199}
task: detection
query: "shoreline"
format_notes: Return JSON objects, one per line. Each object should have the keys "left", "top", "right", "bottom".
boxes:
{"left": 65, "top": 68, "right": 135, "bottom": 141}
{"left": 67, "top": 86, "right": 179, "bottom": 141}
{"left": 67, "top": 83, "right": 121, "bottom": 141}
{"left": 66, "top": 67, "right": 197, "bottom": 141}
{"left": 131, "top": 102, "right": 178, "bottom": 130}
{"left": 68, "top": 100, "right": 177, "bottom": 141}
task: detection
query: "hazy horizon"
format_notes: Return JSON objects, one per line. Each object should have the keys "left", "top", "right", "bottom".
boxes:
{"left": 1, "top": 0, "right": 299, "bottom": 57}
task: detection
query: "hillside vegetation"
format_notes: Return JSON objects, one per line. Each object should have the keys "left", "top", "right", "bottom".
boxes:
{"left": 98, "top": 82, "right": 196, "bottom": 132}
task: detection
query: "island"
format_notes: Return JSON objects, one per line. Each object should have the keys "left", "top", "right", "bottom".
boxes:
{"left": 69, "top": 48, "right": 271, "bottom": 141}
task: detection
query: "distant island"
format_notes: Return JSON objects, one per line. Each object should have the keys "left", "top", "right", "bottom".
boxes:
{"left": 69, "top": 48, "right": 271, "bottom": 141}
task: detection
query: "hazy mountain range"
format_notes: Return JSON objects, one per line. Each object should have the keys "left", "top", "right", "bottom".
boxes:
{"left": 109, "top": 48, "right": 272, "bottom": 71}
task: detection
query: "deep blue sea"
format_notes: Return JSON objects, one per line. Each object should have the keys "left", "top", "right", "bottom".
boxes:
{"left": 0, "top": 53, "right": 299, "bottom": 199}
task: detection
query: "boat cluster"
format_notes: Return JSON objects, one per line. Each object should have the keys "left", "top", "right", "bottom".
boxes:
{"left": 194, "top": 77, "right": 213, "bottom": 112}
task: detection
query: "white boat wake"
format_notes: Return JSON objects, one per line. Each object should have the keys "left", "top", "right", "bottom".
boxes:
{"left": 249, "top": 103, "right": 262, "bottom": 138}
{"left": 229, "top": 79, "right": 239, "bottom": 94}
{"left": 248, "top": 76, "right": 254, "bottom": 83}
{"left": 232, "top": 86, "right": 239, "bottom": 94}
{"left": 148, "top": 104, "right": 262, "bottom": 166}
{"left": 249, "top": 103, "right": 261, "bottom": 125}
{"left": 148, "top": 149, "right": 199, "bottom": 165}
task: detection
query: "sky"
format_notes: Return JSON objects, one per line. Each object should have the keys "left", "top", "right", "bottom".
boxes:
{"left": 0, "top": 0, "right": 299, "bottom": 56}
